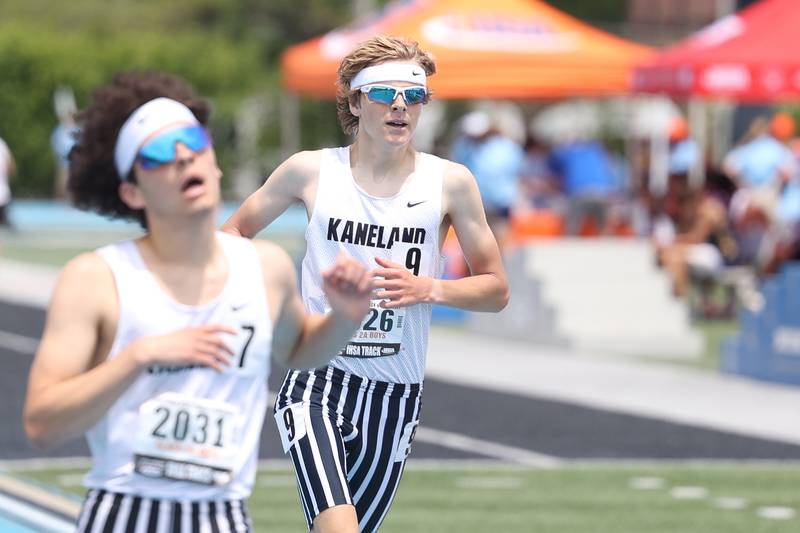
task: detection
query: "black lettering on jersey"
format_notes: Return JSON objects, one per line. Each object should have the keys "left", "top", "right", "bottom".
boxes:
{"left": 341, "top": 220, "right": 354, "bottom": 242}
{"left": 366, "top": 224, "right": 377, "bottom": 247}
{"left": 355, "top": 222, "right": 369, "bottom": 245}
{"left": 327, "top": 218, "right": 342, "bottom": 241}
{"left": 387, "top": 227, "right": 401, "bottom": 248}
{"left": 147, "top": 363, "right": 204, "bottom": 374}
{"left": 326, "top": 217, "right": 426, "bottom": 250}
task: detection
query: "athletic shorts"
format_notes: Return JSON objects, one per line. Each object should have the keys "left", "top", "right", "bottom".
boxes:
{"left": 76, "top": 489, "right": 252, "bottom": 532}
{"left": 274, "top": 365, "right": 422, "bottom": 532}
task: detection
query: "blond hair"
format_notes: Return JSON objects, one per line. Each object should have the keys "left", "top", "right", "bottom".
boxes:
{"left": 336, "top": 35, "right": 436, "bottom": 135}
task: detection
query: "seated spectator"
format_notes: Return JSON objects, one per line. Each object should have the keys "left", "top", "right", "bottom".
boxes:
{"left": 656, "top": 171, "right": 739, "bottom": 306}
{"left": 762, "top": 138, "right": 800, "bottom": 274}
{"left": 451, "top": 111, "right": 524, "bottom": 253}
{"left": 518, "top": 135, "right": 563, "bottom": 212}
{"left": 725, "top": 114, "right": 795, "bottom": 221}
{"left": 723, "top": 114, "right": 796, "bottom": 272}
{"left": 668, "top": 116, "right": 700, "bottom": 178}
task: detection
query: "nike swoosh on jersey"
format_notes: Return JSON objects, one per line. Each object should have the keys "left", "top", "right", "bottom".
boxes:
{"left": 407, "top": 201, "right": 426, "bottom": 208}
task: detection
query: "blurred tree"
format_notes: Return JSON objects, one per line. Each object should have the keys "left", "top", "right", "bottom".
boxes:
{"left": 0, "top": 0, "right": 631, "bottom": 197}
{"left": 0, "top": 24, "right": 270, "bottom": 196}
{"left": 547, "top": 0, "right": 627, "bottom": 23}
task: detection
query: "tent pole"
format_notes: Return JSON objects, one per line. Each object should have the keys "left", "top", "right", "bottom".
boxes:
{"left": 688, "top": 98, "right": 706, "bottom": 189}
{"left": 280, "top": 90, "right": 301, "bottom": 158}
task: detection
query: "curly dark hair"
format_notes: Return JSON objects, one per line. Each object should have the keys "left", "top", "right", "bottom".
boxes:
{"left": 68, "top": 70, "right": 212, "bottom": 228}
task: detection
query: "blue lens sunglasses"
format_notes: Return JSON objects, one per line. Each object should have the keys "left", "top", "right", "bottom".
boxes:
{"left": 359, "top": 85, "right": 428, "bottom": 106}
{"left": 137, "top": 125, "right": 212, "bottom": 170}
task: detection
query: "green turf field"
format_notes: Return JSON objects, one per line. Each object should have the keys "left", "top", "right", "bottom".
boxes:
{"left": 9, "top": 463, "right": 799, "bottom": 532}
{"left": 0, "top": 230, "right": 306, "bottom": 267}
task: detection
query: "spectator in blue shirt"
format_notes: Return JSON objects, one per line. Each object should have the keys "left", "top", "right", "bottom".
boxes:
{"left": 451, "top": 111, "right": 523, "bottom": 252}
{"left": 548, "top": 137, "right": 620, "bottom": 235}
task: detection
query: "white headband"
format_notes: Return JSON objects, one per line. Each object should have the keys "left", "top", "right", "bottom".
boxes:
{"left": 350, "top": 62, "right": 427, "bottom": 90}
{"left": 113, "top": 97, "right": 199, "bottom": 179}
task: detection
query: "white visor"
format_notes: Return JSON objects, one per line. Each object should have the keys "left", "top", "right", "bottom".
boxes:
{"left": 113, "top": 97, "right": 199, "bottom": 179}
{"left": 350, "top": 62, "right": 427, "bottom": 90}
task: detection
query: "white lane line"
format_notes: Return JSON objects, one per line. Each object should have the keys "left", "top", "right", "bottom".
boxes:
{"left": 757, "top": 506, "right": 796, "bottom": 520}
{"left": 55, "top": 474, "right": 85, "bottom": 488}
{"left": 0, "top": 330, "right": 38, "bottom": 355}
{"left": 414, "top": 427, "right": 561, "bottom": 467}
{"left": 670, "top": 486, "right": 709, "bottom": 500}
{"left": 454, "top": 476, "right": 523, "bottom": 490}
{"left": 256, "top": 475, "right": 297, "bottom": 488}
{"left": 628, "top": 476, "right": 665, "bottom": 490}
{"left": 0, "top": 492, "right": 75, "bottom": 533}
{"left": 714, "top": 497, "right": 749, "bottom": 510}
{"left": 0, "top": 457, "right": 92, "bottom": 471}
{"left": 0, "top": 473, "right": 82, "bottom": 515}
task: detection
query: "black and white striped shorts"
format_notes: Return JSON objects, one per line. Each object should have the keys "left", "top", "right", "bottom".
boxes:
{"left": 75, "top": 489, "right": 252, "bottom": 532}
{"left": 274, "top": 365, "right": 422, "bottom": 532}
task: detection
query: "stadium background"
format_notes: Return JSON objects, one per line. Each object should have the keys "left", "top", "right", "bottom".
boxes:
{"left": 1, "top": 1, "right": 799, "bottom": 531}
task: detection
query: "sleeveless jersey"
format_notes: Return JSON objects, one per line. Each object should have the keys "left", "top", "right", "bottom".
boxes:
{"left": 84, "top": 232, "right": 273, "bottom": 500}
{"left": 301, "top": 146, "right": 444, "bottom": 384}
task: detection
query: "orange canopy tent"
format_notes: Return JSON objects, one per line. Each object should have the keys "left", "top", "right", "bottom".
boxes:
{"left": 281, "top": 0, "right": 654, "bottom": 100}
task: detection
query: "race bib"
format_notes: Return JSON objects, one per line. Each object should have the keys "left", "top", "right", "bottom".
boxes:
{"left": 394, "top": 420, "right": 419, "bottom": 462}
{"left": 274, "top": 401, "right": 310, "bottom": 453}
{"left": 340, "top": 300, "right": 405, "bottom": 358}
{"left": 133, "top": 393, "right": 241, "bottom": 486}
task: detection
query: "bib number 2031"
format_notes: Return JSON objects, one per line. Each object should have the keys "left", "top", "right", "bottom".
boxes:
{"left": 134, "top": 394, "right": 240, "bottom": 486}
{"left": 151, "top": 406, "right": 225, "bottom": 447}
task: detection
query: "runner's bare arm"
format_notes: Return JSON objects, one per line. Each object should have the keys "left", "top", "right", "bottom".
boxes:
{"left": 374, "top": 162, "right": 509, "bottom": 312}
{"left": 439, "top": 163, "right": 509, "bottom": 310}
{"left": 221, "top": 151, "right": 321, "bottom": 238}
{"left": 23, "top": 254, "right": 236, "bottom": 448}
{"left": 260, "top": 242, "right": 371, "bottom": 369}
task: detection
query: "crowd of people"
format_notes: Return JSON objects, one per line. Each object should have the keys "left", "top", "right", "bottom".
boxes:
{"left": 447, "top": 107, "right": 800, "bottom": 316}
{"left": 653, "top": 113, "right": 800, "bottom": 315}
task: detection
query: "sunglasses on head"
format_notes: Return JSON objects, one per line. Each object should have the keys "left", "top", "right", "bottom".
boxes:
{"left": 359, "top": 85, "right": 428, "bottom": 106}
{"left": 136, "top": 125, "right": 211, "bottom": 170}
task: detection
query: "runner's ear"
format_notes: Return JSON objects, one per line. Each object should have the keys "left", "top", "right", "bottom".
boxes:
{"left": 119, "top": 180, "right": 145, "bottom": 210}
{"left": 349, "top": 92, "right": 362, "bottom": 117}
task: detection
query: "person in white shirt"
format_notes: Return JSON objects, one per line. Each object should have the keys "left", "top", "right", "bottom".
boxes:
{"left": 223, "top": 36, "right": 508, "bottom": 533}
{"left": 0, "top": 135, "right": 16, "bottom": 229}
{"left": 23, "top": 70, "right": 372, "bottom": 533}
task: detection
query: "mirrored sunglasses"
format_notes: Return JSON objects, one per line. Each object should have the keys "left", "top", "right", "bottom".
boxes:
{"left": 137, "top": 125, "right": 211, "bottom": 170}
{"left": 359, "top": 85, "right": 428, "bottom": 106}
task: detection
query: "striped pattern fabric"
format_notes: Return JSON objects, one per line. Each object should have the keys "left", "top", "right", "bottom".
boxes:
{"left": 75, "top": 489, "right": 251, "bottom": 533}
{"left": 275, "top": 366, "right": 422, "bottom": 532}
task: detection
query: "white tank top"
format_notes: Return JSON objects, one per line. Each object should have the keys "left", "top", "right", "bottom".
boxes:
{"left": 85, "top": 232, "right": 273, "bottom": 500}
{"left": 0, "top": 138, "right": 10, "bottom": 205}
{"left": 301, "top": 147, "right": 444, "bottom": 384}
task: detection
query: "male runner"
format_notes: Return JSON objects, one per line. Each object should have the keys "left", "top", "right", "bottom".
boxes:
{"left": 23, "top": 70, "right": 371, "bottom": 532}
{"left": 223, "top": 36, "right": 509, "bottom": 532}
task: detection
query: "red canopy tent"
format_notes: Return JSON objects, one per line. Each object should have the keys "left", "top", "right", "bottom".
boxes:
{"left": 632, "top": 0, "right": 800, "bottom": 102}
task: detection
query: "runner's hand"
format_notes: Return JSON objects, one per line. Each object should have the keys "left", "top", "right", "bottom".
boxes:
{"left": 321, "top": 252, "right": 372, "bottom": 322}
{"left": 372, "top": 256, "right": 433, "bottom": 309}
{"left": 131, "top": 325, "right": 237, "bottom": 372}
